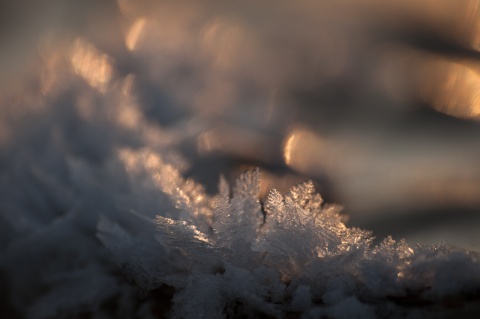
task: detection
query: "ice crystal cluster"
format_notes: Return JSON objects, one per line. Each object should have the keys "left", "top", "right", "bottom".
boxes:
{"left": 0, "top": 49, "right": 478, "bottom": 319}
{"left": 97, "top": 168, "right": 480, "bottom": 319}
{"left": 1, "top": 2, "right": 480, "bottom": 318}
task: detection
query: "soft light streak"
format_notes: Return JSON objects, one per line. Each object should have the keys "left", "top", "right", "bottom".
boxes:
{"left": 121, "top": 74, "right": 135, "bottom": 97}
{"left": 283, "top": 133, "right": 298, "bottom": 166}
{"left": 420, "top": 59, "right": 480, "bottom": 120}
{"left": 283, "top": 128, "right": 334, "bottom": 175}
{"left": 125, "top": 18, "right": 147, "bottom": 51}
{"left": 70, "top": 38, "right": 113, "bottom": 92}
{"left": 462, "top": 0, "right": 480, "bottom": 50}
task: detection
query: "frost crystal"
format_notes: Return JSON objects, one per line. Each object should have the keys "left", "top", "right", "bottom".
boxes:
{"left": 97, "top": 168, "right": 480, "bottom": 318}
{"left": 213, "top": 169, "right": 263, "bottom": 264}
{"left": 3, "top": 3, "right": 479, "bottom": 318}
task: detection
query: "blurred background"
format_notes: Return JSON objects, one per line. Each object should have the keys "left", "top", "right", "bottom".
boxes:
{"left": 2, "top": 0, "right": 480, "bottom": 251}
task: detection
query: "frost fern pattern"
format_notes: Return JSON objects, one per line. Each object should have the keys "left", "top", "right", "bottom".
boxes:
{"left": 100, "top": 169, "right": 480, "bottom": 318}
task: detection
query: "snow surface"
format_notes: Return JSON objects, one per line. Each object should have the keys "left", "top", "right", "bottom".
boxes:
{"left": 4, "top": 130, "right": 480, "bottom": 318}
{"left": 1, "top": 2, "right": 480, "bottom": 318}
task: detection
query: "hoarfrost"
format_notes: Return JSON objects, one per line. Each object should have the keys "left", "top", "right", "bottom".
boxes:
{"left": 99, "top": 168, "right": 480, "bottom": 318}
{"left": 1, "top": 2, "right": 477, "bottom": 318}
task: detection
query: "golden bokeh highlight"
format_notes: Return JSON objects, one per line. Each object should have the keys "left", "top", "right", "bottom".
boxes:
{"left": 420, "top": 59, "right": 480, "bottom": 120}
{"left": 70, "top": 38, "right": 113, "bottom": 92}
{"left": 461, "top": 1, "right": 480, "bottom": 49}
{"left": 283, "top": 128, "right": 333, "bottom": 175}
{"left": 125, "top": 18, "right": 147, "bottom": 51}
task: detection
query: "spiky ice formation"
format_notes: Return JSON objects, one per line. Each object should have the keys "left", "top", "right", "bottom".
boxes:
{"left": 99, "top": 169, "right": 480, "bottom": 319}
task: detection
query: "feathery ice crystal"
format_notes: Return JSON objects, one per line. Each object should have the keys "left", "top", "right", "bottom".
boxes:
{"left": 98, "top": 167, "right": 480, "bottom": 319}
{"left": 1, "top": 8, "right": 480, "bottom": 317}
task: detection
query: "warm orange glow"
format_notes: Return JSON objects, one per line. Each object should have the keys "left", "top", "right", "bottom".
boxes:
{"left": 463, "top": 0, "right": 480, "bottom": 50}
{"left": 115, "top": 74, "right": 143, "bottom": 129}
{"left": 420, "top": 59, "right": 480, "bottom": 120}
{"left": 118, "top": 148, "right": 137, "bottom": 173}
{"left": 283, "top": 133, "right": 295, "bottom": 167}
{"left": 117, "top": 102, "right": 142, "bottom": 129}
{"left": 118, "top": 146, "right": 214, "bottom": 222}
{"left": 118, "top": 148, "right": 166, "bottom": 175}
{"left": 121, "top": 74, "right": 135, "bottom": 97}
{"left": 126, "top": 18, "right": 147, "bottom": 51}
{"left": 70, "top": 38, "right": 113, "bottom": 92}
{"left": 283, "top": 128, "right": 332, "bottom": 174}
